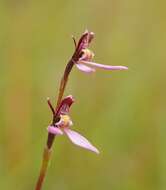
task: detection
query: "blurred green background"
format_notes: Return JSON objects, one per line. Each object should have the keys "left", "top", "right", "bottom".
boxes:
{"left": 0, "top": 0, "right": 165, "bottom": 190}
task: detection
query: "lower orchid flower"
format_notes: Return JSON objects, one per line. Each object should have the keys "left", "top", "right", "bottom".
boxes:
{"left": 48, "top": 114, "right": 99, "bottom": 154}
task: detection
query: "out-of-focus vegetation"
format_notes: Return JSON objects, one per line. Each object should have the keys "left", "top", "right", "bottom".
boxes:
{"left": 0, "top": 0, "right": 165, "bottom": 190}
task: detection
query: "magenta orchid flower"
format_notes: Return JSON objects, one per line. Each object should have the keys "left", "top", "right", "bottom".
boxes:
{"left": 72, "top": 30, "right": 128, "bottom": 73}
{"left": 47, "top": 95, "right": 99, "bottom": 154}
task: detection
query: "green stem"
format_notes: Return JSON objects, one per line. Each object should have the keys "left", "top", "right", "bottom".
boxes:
{"left": 35, "top": 147, "right": 52, "bottom": 190}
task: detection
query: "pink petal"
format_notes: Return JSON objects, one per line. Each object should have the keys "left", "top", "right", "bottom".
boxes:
{"left": 80, "top": 60, "right": 128, "bottom": 70}
{"left": 63, "top": 128, "right": 99, "bottom": 154}
{"left": 76, "top": 63, "right": 96, "bottom": 73}
{"left": 47, "top": 126, "right": 63, "bottom": 135}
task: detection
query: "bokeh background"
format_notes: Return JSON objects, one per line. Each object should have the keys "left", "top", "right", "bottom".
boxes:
{"left": 0, "top": 0, "right": 165, "bottom": 190}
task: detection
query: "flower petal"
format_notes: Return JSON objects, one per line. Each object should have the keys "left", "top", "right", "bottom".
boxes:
{"left": 63, "top": 128, "right": 99, "bottom": 154}
{"left": 47, "top": 126, "right": 63, "bottom": 135}
{"left": 76, "top": 63, "right": 96, "bottom": 73}
{"left": 80, "top": 60, "right": 128, "bottom": 70}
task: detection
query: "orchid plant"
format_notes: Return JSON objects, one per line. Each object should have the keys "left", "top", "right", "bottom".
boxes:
{"left": 35, "top": 30, "right": 128, "bottom": 190}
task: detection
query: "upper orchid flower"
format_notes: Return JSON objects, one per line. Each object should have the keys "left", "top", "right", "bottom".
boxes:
{"left": 47, "top": 95, "right": 99, "bottom": 154}
{"left": 72, "top": 30, "right": 128, "bottom": 73}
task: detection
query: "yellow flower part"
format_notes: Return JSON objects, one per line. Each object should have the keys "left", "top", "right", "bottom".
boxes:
{"left": 81, "top": 48, "right": 94, "bottom": 61}
{"left": 58, "top": 114, "right": 73, "bottom": 128}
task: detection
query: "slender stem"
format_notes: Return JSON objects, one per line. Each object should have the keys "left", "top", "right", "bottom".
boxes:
{"left": 35, "top": 147, "right": 52, "bottom": 190}
{"left": 56, "top": 59, "right": 74, "bottom": 108}
{"left": 56, "top": 77, "right": 68, "bottom": 108}
{"left": 35, "top": 59, "right": 74, "bottom": 190}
